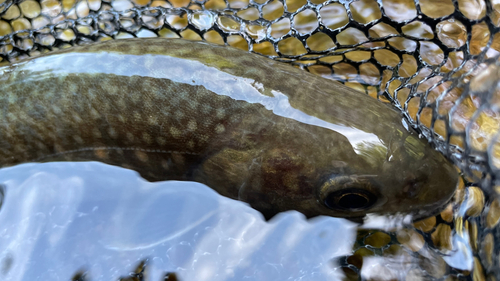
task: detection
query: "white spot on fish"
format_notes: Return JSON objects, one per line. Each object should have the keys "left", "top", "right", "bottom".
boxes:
{"left": 187, "top": 120, "right": 197, "bottom": 131}
{"left": 215, "top": 124, "right": 225, "bottom": 133}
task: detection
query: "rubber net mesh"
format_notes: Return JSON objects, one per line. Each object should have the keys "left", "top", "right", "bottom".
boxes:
{"left": 1, "top": 0, "right": 500, "bottom": 280}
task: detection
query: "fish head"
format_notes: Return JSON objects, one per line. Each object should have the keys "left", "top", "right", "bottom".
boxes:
{"left": 316, "top": 132, "right": 457, "bottom": 220}
{"left": 250, "top": 126, "right": 458, "bottom": 221}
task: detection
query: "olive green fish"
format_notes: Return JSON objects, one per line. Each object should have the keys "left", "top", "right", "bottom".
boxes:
{"left": 0, "top": 38, "right": 457, "bottom": 220}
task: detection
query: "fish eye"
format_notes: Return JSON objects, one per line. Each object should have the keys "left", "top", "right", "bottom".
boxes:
{"left": 324, "top": 188, "right": 377, "bottom": 211}
{"left": 319, "top": 175, "right": 379, "bottom": 212}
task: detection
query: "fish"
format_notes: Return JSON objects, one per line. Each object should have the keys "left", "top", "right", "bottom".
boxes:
{"left": 0, "top": 38, "right": 458, "bottom": 220}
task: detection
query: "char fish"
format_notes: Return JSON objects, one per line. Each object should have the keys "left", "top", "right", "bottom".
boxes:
{"left": 0, "top": 38, "right": 458, "bottom": 220}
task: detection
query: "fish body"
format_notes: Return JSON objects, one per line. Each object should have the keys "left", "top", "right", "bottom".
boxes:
{"left": 0, "top": 38, "right": 457, "bottom": 219}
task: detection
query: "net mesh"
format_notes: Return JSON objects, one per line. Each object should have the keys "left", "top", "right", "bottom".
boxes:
{"left": 1, "top": 0, "right": 500, "bottom": 279}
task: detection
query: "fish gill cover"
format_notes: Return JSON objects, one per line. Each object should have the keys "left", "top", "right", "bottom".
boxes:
{"left": 0, "top": 0, "right": 499, "bottom": 280}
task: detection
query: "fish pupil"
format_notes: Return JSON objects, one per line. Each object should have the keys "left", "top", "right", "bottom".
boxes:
{"left": 325, "top": 188, "right": 376, "bottom": 211}
{"left": 338, "top": 193, "right": 369, "bottom": 209}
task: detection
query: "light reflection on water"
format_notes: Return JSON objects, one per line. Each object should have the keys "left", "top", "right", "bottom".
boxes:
{"left": 0, "top": 162, "right": 356, "bottom": 281}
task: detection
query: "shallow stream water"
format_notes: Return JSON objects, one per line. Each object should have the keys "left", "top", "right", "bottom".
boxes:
{"left": 0, "top": 162, "right": 357, "bottom": 281}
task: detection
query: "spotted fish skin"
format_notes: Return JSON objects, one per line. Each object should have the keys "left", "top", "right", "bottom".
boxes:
{"left": 0, "top": 38, "right": 457, "bottom": 219}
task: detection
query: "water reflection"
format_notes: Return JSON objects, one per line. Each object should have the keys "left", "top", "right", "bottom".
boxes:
{"left": 0, "top": 162, "right": 356, "bottom": 281}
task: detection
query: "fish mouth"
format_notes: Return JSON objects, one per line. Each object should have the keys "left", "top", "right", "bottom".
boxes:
{"left": 409, "top": 195, "right": 454, "bottom": 222}
{"left": 340, "top": 194, "right": 454, "bottom": 225}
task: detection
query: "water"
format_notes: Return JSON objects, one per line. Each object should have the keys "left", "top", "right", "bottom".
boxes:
{"left": 0, "top": 162, "right": 356, "bottom": 281}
